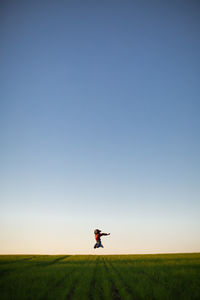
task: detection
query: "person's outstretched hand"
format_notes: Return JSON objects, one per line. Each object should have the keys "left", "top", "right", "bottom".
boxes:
{"left": 108, "top": 233, "right": 111, "bottom": 235}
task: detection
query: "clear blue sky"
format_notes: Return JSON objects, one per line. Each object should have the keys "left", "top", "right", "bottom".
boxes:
{"left": 1, "top": 0, "right": 200, "bottom": 254}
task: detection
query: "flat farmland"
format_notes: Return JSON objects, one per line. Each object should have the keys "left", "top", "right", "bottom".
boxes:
{"left": 0, "top": 253, "right": 200, "bottom": 300}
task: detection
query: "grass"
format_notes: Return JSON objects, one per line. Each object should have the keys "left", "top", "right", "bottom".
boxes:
{"left": 0, "top": 253, "right": 200, "bottom": 299}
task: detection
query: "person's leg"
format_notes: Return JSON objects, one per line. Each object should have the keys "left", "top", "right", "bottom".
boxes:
{"left": 96, "top": 240, "right": 101, "bottom": 248}
{"left": 100, "top": 243, "right": 104, "bottom": 248}
{"left": 97, "top": 240, "right": 104, "bottom": 248}
{"left": 94, "top": 243, "right": 97, "bottom": 249}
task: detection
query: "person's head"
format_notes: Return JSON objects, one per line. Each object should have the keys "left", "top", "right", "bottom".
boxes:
{"left": 94, "top": 229, "right": 101, "bottom": 234}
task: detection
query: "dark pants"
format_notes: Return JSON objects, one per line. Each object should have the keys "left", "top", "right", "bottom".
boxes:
{"left": 94, "top": 240, "right": 103, "bottom": 248}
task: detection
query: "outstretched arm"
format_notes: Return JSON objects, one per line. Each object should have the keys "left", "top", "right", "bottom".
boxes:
{"left": 100, "top": 233, "right": 110, "bottom": 236}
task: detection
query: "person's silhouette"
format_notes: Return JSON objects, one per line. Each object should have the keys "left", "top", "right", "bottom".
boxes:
{"left": 94, "top": 229, "right": 110, "bottom": 249}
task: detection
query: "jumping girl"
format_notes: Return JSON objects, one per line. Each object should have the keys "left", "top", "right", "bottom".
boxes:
{"left": 94, "top": 229, "right": 110, "bottom": 249}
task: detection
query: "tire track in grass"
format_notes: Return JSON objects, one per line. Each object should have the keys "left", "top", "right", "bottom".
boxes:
{"left": 102, "top": 257, "right": 122, "bottom": 300}
{"left": 0, "top": 256, "right": 37, "bottom": 278}
{"left": 106, "top": 259, "right": 139, "bottom": 300}
{"left": 107, "top": 258, "right": 167, "bottom": 300}
{"left": 0, "top": 269, "right": 11, "bottom": 279}
{"left": 64, "top": 276, "right": 79, "bottom": 300}
{"left": 0, "top": 256, "right": 35, "bottom": 265}
{"left": 121, "top": 259, "right": 175, "bottom": 299}
{"left": 42, "top": 256, "right": 92, "bottom": 300}
{"left": 99, "top": 260, "right": 107, "bottom": 300}
{"left": 65, "top": 256, "right": 96, "bottom": 300}
{"left": 39, "top": 266, "right": 77, "bottom": 300}
{"left": 94, "top": 257, "right": 105, "bottom": 300}
{"left": 88, "top": 256, "right": 103, "bottom": 300}
{"left": 41, "top": 255, "right": 70, "bottom": 267}
{"left": 40, "top": 256, "right": 90, "bottom": 299}
{"left": 99, "top": 256, "right": 112, "bottom": 300}
{"left": 140, "top": 270, "right": 169, "bottom": 289}
{"left": 0, "top": 256, "right": 71, "bottom": 280}
{"left": 138, "top": 268, "right": 182, "bottom": 299}
{"left": 27, "top": 255, "right": 71, "bottom": 268}
{"left": 124, "top": 259, "right": 170, "bottom": 290}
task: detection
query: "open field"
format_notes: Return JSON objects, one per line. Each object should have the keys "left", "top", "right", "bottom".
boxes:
{"left": 0, "top": 253, "right": 200, "bottom": 300}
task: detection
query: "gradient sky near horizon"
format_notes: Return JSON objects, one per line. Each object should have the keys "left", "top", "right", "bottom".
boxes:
{"left": 1, "top": 0, "right": 200, "bottom": 254}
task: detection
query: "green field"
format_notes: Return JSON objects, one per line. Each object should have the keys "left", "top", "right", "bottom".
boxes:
{"left": 0, "top": 253, "right": 200, "bottom": 300}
